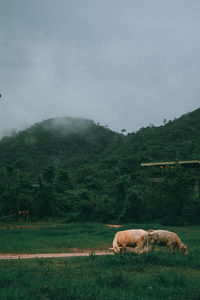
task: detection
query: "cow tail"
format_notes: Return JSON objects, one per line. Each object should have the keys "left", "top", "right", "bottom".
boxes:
{"left": 113, "top": 233, "right": 120, "bottom": 253}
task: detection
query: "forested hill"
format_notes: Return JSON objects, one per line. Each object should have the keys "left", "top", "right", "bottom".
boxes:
{"left": 0, "top": 109, "right": 199, "bottom": 223}
{"left": 0, "top": 109, "right": 199, "bottom": 174}
{"left": 0, "top": 117, "right": 124, "bottom": 175}
{"left": 120, "top": 107, "right": 200, "bottom": 163}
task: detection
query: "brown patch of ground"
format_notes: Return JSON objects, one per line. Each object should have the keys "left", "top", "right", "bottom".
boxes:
{"left": 0, "top": 250, "right": 114, "bottom": 260}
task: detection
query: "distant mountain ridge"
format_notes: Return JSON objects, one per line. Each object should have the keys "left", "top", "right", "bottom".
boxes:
{"left": 0, "top": 108, "right": 199, "bottom": 175}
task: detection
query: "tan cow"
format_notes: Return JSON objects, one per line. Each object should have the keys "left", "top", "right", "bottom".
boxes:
{"left": 148, "top": 230, "right": 189, "bottom": 255}
{"left": 112, "top": 229, "right": 149, "bottom": 254}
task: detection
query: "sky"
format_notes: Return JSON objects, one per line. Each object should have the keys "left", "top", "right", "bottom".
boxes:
{"left": 0, "top": 0, "right": 200, "bottom": 137}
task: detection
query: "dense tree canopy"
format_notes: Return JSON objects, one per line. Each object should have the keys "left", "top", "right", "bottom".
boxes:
{"left": 0, "top": 109, "right": 199, "bottom": 224}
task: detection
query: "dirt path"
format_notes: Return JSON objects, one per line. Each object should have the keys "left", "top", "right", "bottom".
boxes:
{"left": 0, "top": 250, "right": 114, "bottom": 260}
{"left": 0, "top": 224, "right": 122, "bottom": 260}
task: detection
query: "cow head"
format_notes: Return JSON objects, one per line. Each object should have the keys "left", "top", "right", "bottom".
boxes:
{"left": 180, "top": 244, "right": 189, "bottom": 255}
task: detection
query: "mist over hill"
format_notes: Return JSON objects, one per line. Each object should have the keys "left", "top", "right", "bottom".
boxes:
{"left": 0, "top": 117, "right": 124, "bottom": 175}
{"left": 0, "top": 108, "right": 199, "bottom": 224}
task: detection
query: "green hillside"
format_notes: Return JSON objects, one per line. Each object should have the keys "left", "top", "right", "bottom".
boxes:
{"left": 0, "top": 117, "right": 124, "bottom": 175}
{"left": 0, "top": 109, "right": 199, "bottom": 224}
{"left": 124, "top": 108, "right": 200, "bottom": 161}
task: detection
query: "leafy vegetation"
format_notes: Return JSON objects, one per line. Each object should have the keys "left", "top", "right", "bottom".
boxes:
{"left": 0, "top": 109, "right": 199, "bottom": 224}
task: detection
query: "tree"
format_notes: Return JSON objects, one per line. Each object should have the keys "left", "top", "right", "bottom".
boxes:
{"left": 119, "top": 187, "right": 143, "bottom": 222}
{"left": 156, "top": 166, "right": 196, "bottom": 225}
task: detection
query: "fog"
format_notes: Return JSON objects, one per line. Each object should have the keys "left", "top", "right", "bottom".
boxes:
{"left": 0, "top": 0, "right": 200, "bottom": 137}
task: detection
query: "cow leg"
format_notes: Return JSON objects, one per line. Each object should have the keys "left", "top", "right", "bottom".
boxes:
{"left": 137, "top": 239, "right": 147, "bottom": 254}
{"left": 121, "top": 243, "right": 127, "bottom": 253}
{"left": 133, "top": 246, "right": 145, "bottom": 254}
{"left": 169, "top": 245, "right": 175, "bottom": 255}
{"left": 149, "top": 243, "right": 155, "bottom": 251}
{"left": 148, "top": 237, "right": 156, "bottom": 252}
{"left": 133, "top": 243, "right": 143, "bottom": 254}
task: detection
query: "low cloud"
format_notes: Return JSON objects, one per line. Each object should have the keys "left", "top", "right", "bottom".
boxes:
{"left": 0, "top": 0, "right": 200, "bottom": 137}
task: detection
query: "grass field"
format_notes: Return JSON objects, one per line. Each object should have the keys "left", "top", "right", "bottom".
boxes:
{"left": 0, "top": 221, "right": 118, "bottom": 253}
{"left": 0, "top": 222, "right": 200, "bottom": 299}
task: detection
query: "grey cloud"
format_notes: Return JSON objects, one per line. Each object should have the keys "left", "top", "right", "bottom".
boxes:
{"left": 0, "top": 0, "right": 200, "bottom": 137}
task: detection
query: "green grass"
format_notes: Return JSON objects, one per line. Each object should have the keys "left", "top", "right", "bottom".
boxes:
{"left": 0, "top": 253, "right": 200, "bottom": 299}
{"left": 0, "top": 222, "right": 116, "bottom": 253}
{"left": 0, "top": 221, "right": 197, "bottom": 254}
{"left": 0, "top": 222, "right": 200, "bottom": 253}
{"left": 0, "top": 222, "right": 200, "bottom": 299}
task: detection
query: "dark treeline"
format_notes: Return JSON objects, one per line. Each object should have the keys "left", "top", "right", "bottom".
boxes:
{"left": 0, "top": 109, "right": 200, "bottom": 225}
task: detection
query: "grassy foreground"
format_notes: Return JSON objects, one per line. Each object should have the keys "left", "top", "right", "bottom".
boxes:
{"left": 0, "top": 222, "right": 200, "bottom": 299}
{"left": 0, "top": 252, "right": 200, "bottom": 299}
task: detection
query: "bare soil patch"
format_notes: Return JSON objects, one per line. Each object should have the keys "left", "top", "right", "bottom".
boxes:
{"left": 0, "top": 250, "right": 114, "bottom": 260}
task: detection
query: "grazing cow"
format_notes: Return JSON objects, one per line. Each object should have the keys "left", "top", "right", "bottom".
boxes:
{"left": 148, "top": 230, "right": 189, "bottom": 255}
{"left": 112, "top": 229, "right": 149, "bottom": 254}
